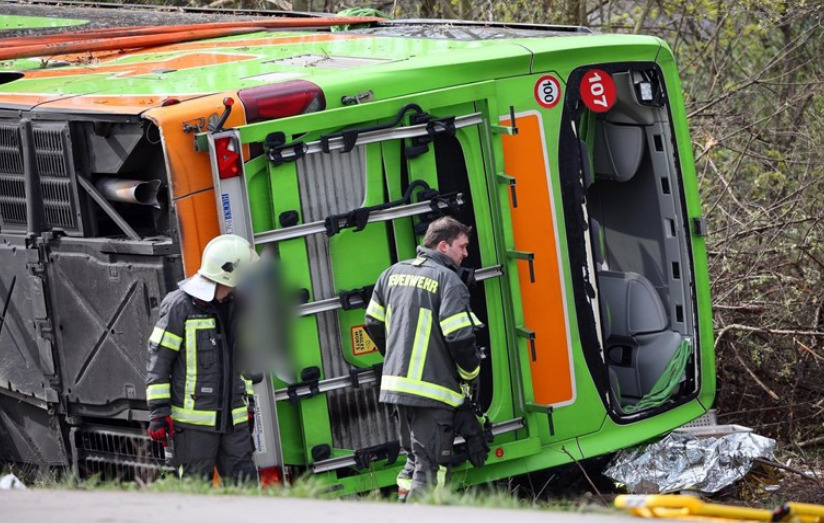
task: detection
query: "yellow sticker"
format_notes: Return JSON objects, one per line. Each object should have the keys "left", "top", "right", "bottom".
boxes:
{"left": 351, "top": 324, "right": 378, "bottom": 356}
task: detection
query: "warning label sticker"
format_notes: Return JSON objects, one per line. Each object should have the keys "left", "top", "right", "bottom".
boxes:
{"left": 351, "top": 324, "right": 378, "bottom": 356}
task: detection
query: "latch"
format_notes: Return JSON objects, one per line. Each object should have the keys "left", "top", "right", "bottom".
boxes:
{"left": 353, "top": 440, "right": 400, "bottom": 469}
{"left": 182, "top": 117, "right": 206, "bottom": 134}
{"left": 286, "top": 366, "right": 321, "bottom": 403}
{"left": 405, "top": 113, "right": 457, "bottom": 159}
{"left": 340, "top": 90, "right": 375, "bottom": 106}
{"left": 265, "top": 131, "right": 308, "bottom": 167}
{"left": 311, "top": 444, "right": 331, "bottom": 462}
{"left": 339, "top": 284, "right": 375, "bottom": 311}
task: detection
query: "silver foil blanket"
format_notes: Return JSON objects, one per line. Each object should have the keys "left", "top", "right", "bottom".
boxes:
{"left": 604, "top": 431, "right": 775, "bottom": 493}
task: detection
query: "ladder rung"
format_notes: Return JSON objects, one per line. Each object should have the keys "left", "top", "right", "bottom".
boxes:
{"left": 254, "top": 194, "right": 463, "bottom": 245}
{"left": 274, "top": 369, "right": 378, "bottom": 402}
{"left": 297, "top": 264, "right": 504, "bottom": 317}
{"left": 311, "top": 417, "right": 525, "bottom": 473}
{"left": 273, "top": 113, "right": 483, "bottom": 161}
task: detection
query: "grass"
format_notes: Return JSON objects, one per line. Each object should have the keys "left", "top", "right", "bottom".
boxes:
{"left": 2, "top": 462, "right": 614, "bottom": 513}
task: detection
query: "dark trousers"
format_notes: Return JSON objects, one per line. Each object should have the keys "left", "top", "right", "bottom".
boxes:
{"left": 173, "top": 425, "right": 256, "bottom": 484}
{"left": 395, "top": 405, "right": 455, "bottom": 500}
{"left": 395, "top": 406, "right": 415, "bottom": 493}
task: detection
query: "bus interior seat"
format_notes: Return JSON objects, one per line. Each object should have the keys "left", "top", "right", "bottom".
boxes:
{"left": 591, "top": 71, "right": 655, "bottom": 183}
{"left": 597, "top": 270, "right": 682, "bottom": 404}
{"left": 593, "top": 122, "right": 645, "bottom": 182}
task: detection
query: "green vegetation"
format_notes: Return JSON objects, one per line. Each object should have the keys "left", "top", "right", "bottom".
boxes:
{"left": 3, "top": 462, "right": 610, "bottom": 510}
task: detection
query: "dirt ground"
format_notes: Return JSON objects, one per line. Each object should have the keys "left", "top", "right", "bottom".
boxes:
{"left": 510, "top": 452, "right": 824, "bottom": 508}
{"left": 721, "top": 461, "right": 824, "bottom": 506}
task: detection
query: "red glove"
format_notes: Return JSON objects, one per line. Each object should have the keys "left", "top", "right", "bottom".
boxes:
{"left": 148, "top": 416, "right": 173, "bottom": 446}
{"left": 248, "top": 411, "right": 255, "bottom": 434}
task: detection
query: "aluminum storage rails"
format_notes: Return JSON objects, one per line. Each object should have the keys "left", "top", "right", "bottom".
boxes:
{"left": 0, "top": 15, "right": 714, "bottom": 492}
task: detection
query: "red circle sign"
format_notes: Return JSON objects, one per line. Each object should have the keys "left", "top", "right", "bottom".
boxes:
{"left": 580, "top": 69, "right": 616, "bottom": 113}
{"left": 534, "top": 75, "right": 561, "bottom": 109}
{"left": 494, "top": 447, "right": 504, "bottom": 459}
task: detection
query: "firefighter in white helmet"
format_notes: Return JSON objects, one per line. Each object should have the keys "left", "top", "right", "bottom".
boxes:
{"left": 145, "top": 234, "right": 260, "bottom": 481}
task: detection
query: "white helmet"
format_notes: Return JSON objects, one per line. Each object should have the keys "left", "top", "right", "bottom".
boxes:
{"left": 179, "top": 234, "right": 259, "bottom": 301}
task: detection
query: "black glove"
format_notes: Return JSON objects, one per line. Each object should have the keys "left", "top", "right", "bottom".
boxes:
{"left": 457, "top": 267, "right": 476, "bottom": 288}
{"left": 453, "top": 402, "right": 489, "bottom": 468}
{"left": 465, "top": 429, "right": 490, "bottom": 468}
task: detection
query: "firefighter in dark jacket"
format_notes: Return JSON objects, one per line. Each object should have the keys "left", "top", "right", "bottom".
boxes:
{"left": 145, "top": 234, "right": 259, "bottom": 482}
{"left": 365, "top": 217, "right": 483, "bottom": 500}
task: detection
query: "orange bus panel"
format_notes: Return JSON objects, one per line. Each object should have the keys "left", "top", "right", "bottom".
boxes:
{"left": 145, "top": 92, "right": 247, "bottom": 276}
{"left": 501, "top": 112, "right": 575, "bottom": 406}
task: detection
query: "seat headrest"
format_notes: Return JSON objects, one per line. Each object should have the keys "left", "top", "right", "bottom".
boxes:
{"left": 597, "top": 271, "right": 668, "bottom": 336}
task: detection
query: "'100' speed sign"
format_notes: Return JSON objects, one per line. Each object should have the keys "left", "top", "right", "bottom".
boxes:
{"left": 534, "top": 75, "right": 561, "bottom": 109}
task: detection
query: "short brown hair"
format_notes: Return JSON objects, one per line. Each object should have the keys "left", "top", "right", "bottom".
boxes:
{"left": 423, "top": 217, "right": 472, "bottom": 248}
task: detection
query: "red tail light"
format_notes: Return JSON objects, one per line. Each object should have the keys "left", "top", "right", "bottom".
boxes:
{"left": 258, "top": 465, "right": 283, "bottom": 487}
{"left": 214, "top": 135, "right": 242, "bottom": 179}
{"left": 238, "top": 80, "right": 326, "bottom": 123}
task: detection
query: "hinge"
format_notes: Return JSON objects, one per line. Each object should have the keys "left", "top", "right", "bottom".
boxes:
{"left": 182, "top": 117, "right": 206, "bottom": 134}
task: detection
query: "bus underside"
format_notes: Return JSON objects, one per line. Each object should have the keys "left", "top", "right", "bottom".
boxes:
{"left": 0, "top": 111, "right": 180, "bottom": 477}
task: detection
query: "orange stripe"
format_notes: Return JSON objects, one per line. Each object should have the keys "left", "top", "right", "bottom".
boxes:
{"left": 501, "top": 113, "right": 574, "bottom": 406}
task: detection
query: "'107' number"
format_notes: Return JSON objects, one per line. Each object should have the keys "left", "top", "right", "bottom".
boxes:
{"left": 587, "top": 72, "right": 608, "bottom": 107}
{"left": 580, "top": 69, "right": 616, "bottom": 113}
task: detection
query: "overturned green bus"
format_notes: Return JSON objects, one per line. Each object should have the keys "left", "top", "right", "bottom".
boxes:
{"left": 0, "top": 5, "right": 713, "bottom": 493}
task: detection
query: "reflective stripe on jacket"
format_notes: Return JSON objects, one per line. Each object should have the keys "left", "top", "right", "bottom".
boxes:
{"left": 366, "top": 246, "right": 482, "bottom": 409}
{"left": 145, "top": 289, "right": 251, "bottom": 432}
